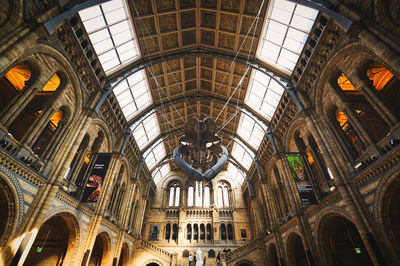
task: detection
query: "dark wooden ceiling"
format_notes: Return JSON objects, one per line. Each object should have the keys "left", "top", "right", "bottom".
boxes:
{"left": 127, "top": 0, "right": 270, "bottom": 170}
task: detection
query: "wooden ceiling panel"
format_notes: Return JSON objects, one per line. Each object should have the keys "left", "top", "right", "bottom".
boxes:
{"left": 129, "top": 0, "right": 270, "bottom": 170}
{"left": 159, "top": 13, "right": 178, "bottom": 33}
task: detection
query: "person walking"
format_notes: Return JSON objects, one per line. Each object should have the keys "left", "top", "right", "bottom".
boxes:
{"left": 189, "top": 253, "right": 193, "bottom": 266}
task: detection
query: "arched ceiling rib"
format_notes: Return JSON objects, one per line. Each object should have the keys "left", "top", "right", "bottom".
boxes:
{"left": 79, "top": 0, "right": 320, "bottom": 184}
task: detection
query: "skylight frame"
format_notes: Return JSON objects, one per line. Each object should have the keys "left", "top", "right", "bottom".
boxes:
{"left": 227, "top": 163, "right": 246, "bottom": 183}
{"left": 131, "top": 113, "right": 161, "bottom": 150}
{"left": 152, "top": 163, "right": 170, "bottom": 184}
{"left": 257, "top": 0, "right": 318, "bottom": 74}
{"left": 245, "top": 70, "right": 285, "bottom": 121}
{"left": 230, "top": 138, "right": 255, "bottom": 170}
{"left": 79, "top": 0, "right": 141, "bottom": 74}
{"left": 113, "top": 70, "right": 152, "bottom": 121}
{"left": 143, "top": 139, "right": 167, "bottom": 170}
{"left": 236, "top": 113, "right": 265, "bottom": 150}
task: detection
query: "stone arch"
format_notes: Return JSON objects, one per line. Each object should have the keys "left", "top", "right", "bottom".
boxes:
{"left": 160, "top": 174, "right": 185, "bottom": 190}
{"left": 0, "top": 0, "right": 23, "bottom": 37}
{"left": 0, "top": 172, "right": 20, "bottom": 247}
{"left": 24, "top": 211, "right": 81, "bottom": 265}
{"left": 118, "top": 242, "right": 130, "bottom": 266}
{"left": 283, "top": 117, "right": 310, "bottom": 152}
{"left": 90, "top": 230, "right": 112, "bottom": 266}
{"left": 315, "top": 210, "right": 373, "bottom": 266}
{"left": 375, "top": 172, "right": 400, "bottom": 254}
{"left": 23, "top": 43, "right": 83, "bottom": 109}
{"left": 89, "top": 118, "right": 114, "bottom": 152}
{"left": 267, "top": 243, "right": 280, "bottom": 266}
{"left": 143, "top": 258, "right": 163, "bottom": 266}
{"left": 234, "top": 259, "right": 255, "bottom": 266}
{"left": 286, "top": 232, "right": 308, "bottom": 266}
{"left": 374, "top": 0, "right": 400, "bottom": 35}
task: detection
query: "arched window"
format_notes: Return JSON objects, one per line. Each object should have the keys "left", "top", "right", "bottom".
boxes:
{"left": 32, "top": 110, "right": 64, "bottom": 157}
{"left": 174, "top": 187, "right": 180, "bottom": 207}
{"left": 193, "top": 224, "right": 198, "bottom": 240}
{"left": 223, "top": 186, "right": 230, "bottom": 207}
{"left": 227, "top": 224, "right": 234, "bottom": 240}
{"left": 204, "top": 186, "right": 210, "bottom": 207}
{"left": 9, "top": 73, "right": 61, "bottom": 142}
{"left": 367, "top": 64, "right": 400, "bottom": 117}
{"left": 217, "top": 186, "right": 223, "bottom": 207}
{"left": 187, "top": 224, "right": 192, "bottom": 240}
{"left": 337, "top": 73, "right": 390, "bottom": 142}
{"left": 187, "top": 186, "right": 194, "bottom": 207}
{"left": 168, "top": 187, "right": 175, "bottom": 207}
{"left": 0, "top": 64, "right": 31, "bottom": 114}
{"left": 206, "top": 224, "right": 212, "bottom": 240}
{"left": 200, "top": 224, "right": 205, "bottom": 240}
{"left": 220, "top": 224, "right": 227, "bottom": 240}
{"left": 195, "top": 181, "right": 202, "bottom": 207}
{"left": 165, "top": 223, "right": 171, "bottom": 240}
{"left": 335, "top": 110, "right": 364, "bottom": 156}
{"left": 172, "top": 223, "right": 178, "bottom": 240}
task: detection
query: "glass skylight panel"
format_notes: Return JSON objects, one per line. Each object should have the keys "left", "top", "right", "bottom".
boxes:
{"left": 228, "top": 163, "right": 246, "bottom": 183}
{"left": 236, "top": 114, "right": 265, "bottom": 149}
{"left": 152, "top": 164, "right": 170, "bottom": 184}
{"left": 113, "top": 70, "right": 152, "bottom": 121}
{"left": 79, "top": 0, "right": 140, "bottom": 73}
{"left": 231, "top": 139, "right": 254, "bottom": 170}
{"left": 246, "top": 70, "right": 285, "bottom": 120}
{"left": 257, "top": 0, "right": 318, "bottom": 73}
{"left": 131, "top": 113, "right": 160, "bottom": 150}
{"left": 144, "top": 140, "right": 166, "bottom": 170}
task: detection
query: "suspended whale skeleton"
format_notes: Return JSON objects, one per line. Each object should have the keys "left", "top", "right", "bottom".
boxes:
{"left": 173, "top": 117, "right": 228, "bottom": 182}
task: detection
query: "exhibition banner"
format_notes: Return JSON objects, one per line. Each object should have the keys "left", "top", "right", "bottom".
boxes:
{"left": 81, "top": 153, "right": 112, "bottom": 203}
{"left": 286, "top": 154, "right": 318, "bottom": 206}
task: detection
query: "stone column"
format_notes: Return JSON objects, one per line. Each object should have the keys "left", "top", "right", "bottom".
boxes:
{"left": 78, "top": 153, "right": 120, "bottom": 266}
{"left": 302, "top": 109, "right": 395, "bottom": 265}
{"left": 279, "top": 154, "right": 321, "bottom": 266}
{"left": 21, "top": 107, "right": 55, "bottom": 146}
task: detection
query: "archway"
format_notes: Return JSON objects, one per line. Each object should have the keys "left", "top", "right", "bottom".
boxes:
{"left": 0, "top": 176, "right": 17, "bottom": 247}
{"left": 287, "top": 233, "right": 308, "bottom": 266}
{"left": 319, "top": 215, "right": 373, "bottom": 266}
{"left": 235, "top": 260, "right": 254, "bottom": 266}
{"left": 89, "top": 232, "right": 110, "bottom": 266}
{"left": 381, "top": 177, "right": 400, "bottom": 254}
{"left": 146, "top": 263, "right": 160, "bottom": 266}
{"left": 268, "top": 244, "right": 279, "bottom": 266}
{"left": 117, "top": 243, "right": 129, "bottom": 266}
{"left": 24, "top": 214, "right": 78, "bottom": 265}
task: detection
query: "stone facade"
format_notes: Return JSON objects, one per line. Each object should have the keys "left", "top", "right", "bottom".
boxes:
{"left": 0, "top": 0, "right": 399, "bottom": 266}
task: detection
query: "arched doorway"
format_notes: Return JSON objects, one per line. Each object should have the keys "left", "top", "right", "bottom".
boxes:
{"left": 268, "top": 244, "right": 279, "bottom": 266}
{"left": 146, "top": 263, "right": 160, "bottom": 266}
{"left": 117, "top": 243, "right": 129, "bottom": 266}
{"left": 287, "top": 233, "right": 308, "bottom": 266}
{"left": 381, "top": 177, "right": 400, "bottom": 254}
{"left": 0, "top": 176, "right": 17, "bottom": 247}
{"left": 24, "top": 214, "right": 78, "bottom": 265}
{"left": 89, "top": 232, "right": 110, "bottom": 266}
{"left": 319, "top": 215, "right": 373, "bottom": 266}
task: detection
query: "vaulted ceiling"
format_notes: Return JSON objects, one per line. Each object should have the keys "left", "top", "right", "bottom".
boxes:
{"left": 78, "top": 0, "right": 318, "bottom": 183}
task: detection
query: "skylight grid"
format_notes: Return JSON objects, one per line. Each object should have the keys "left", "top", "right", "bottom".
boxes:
{"left": 245, "top": 70, "right": 285, "bottom": 120}
{"left": 236, "top": 114, "right": 265, "bottom": 149}
{"left": 257, "top": 0, "right": 318, "bottom": 73}
{"left": 131, "top": 113, "right": 160, "bottom": 150}
{"left": 113, "top": 70, "right": 152, "bottom": 121}
{"left": 144, "top": 140, "right": 166, "bottom": 170}
{"left": 152, "top": 164, "right": 170, "bottom": 184}
{"left": 231, "top": 139, "right": 255, "bottom": 170}
{"left": 79, "top": 0, "right": 140, "bottom": 73}
{"left": 227, "top": 163, "right": 246, "bottom": 183}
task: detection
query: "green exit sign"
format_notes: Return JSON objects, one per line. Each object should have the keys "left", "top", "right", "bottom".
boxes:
{"left": 36, "top": 247, "right": 43, "bottom": 253}
{"left": 355, "top": 248, "right": 361, "bottom": 254}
